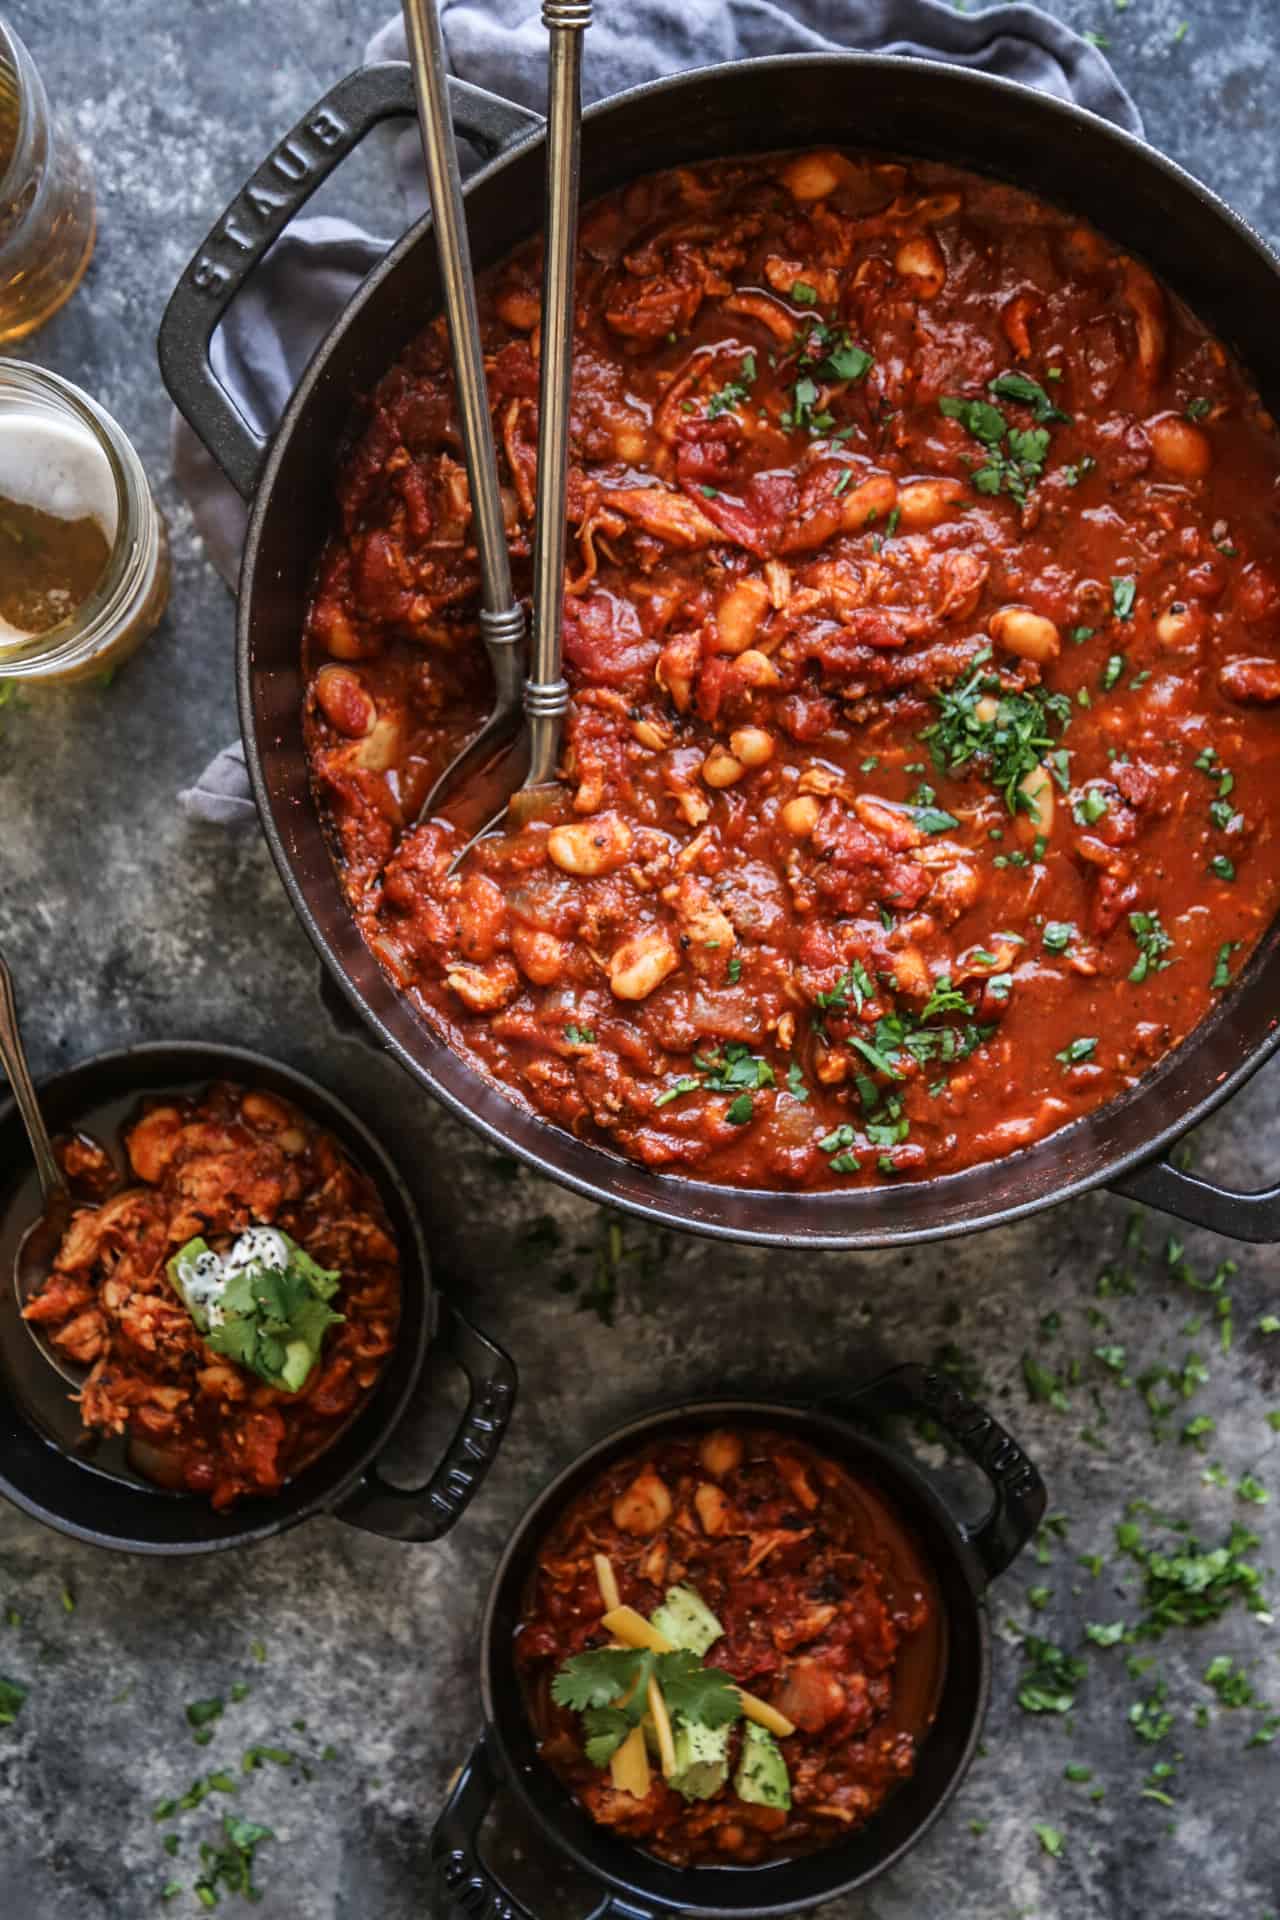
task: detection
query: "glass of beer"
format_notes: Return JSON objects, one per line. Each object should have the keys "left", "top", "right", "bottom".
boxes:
{"left": 0, "top": 17, "right": 95, "bottom": 343}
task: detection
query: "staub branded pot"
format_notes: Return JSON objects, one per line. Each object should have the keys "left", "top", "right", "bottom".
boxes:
{"left": 161, "top": 54, "right": 1280, "bottom": 1249}
{"left": 429, "top": 1365, "right": 1045, "bottom": 1917}
{"left": 0, "top": 1042, "right": 515, "bottom": 1554}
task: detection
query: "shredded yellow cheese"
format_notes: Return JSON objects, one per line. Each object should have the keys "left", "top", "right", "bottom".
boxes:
{"left": 609, "top": 1723, "right": 651, "bottom": 1798}
{"left": 646, "top": 1676, "right": 678, "bottom": 1777}
{"left": 593, "top": 1552, "right": 621, "bottom": 1613}
{"left": 738, "top": 1689, "right": 796, "bottom": 1739}
{"left": 601, "top": 1606, "right": 673, "bottom": 1655}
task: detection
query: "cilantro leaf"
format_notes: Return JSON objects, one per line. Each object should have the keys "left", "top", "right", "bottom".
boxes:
{"left": 582, "top": 1705, "right": 636, "bottom": 1768}
{"left": 551, "top": 1647, "right": 654, "bottom": 1713}
{"left": 988, "top": 370, "right": 1073, "bottom": 424}
{"left": 655, "top": 1650, "right": 743, "bottom": 1730}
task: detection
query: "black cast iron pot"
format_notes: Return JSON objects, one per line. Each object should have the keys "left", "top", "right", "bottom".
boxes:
{"left": 427, "top": 1364, "right": 1044, "bottom": 1917}
{"left": 160, "top": 54, "right": 1280, "bottom": 1249}
{"left": 0, "top": 1042, "right": 515, "bottom": 1553}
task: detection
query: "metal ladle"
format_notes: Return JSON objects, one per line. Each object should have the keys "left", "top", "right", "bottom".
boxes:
{"left": 0, "top": 947, "right": 85, "bottom": 1387}
{"left": 440, "top": 0, "right": 590, "bottom": 865}
{"left": 403, "top": 0, "right": 527, "bottom": 824}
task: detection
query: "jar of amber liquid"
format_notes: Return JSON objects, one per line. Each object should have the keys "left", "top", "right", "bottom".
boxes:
{"left": 0, "top": 17, "right": 95, "bottom": 342}
{"left": 0, "top": 363, "right": 169, "bottom": 683}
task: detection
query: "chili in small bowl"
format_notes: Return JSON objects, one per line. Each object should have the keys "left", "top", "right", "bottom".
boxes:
{"left": 430, "top": 1365, "right": 1044, "bottom": 1916}
{"left": 0, "top": 1041, "right": 515, "bottom": 1555}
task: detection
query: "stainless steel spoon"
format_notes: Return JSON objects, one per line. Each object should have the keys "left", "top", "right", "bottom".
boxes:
{"left": 445, "top": 0, "right": 589, "bottom": 867}
{"left": 403, "top": 0, "right": 527, "bottom": 825}
{"left": 0, "top": 946, "right": 83, "bottom": 1387}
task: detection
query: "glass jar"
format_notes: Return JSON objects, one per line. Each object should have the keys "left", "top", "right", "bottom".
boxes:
{"left": 0, "top": 16, "right": 96, "bottom": 343}
{"left": 0, "top": 362, "right": 170, "bottom": 683}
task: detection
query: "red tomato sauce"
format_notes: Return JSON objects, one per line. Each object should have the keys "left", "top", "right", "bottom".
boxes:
{"left": 303, "top": 149, "right": 1280, "bottom": 1189}
{"left": 513, "top": 1427, "right": 944, "bottom": 1866}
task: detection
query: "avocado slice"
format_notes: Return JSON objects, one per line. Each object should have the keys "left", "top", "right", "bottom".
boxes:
{"left": 670, "top": 1721, "right": 732, "bottom": 1801}
{"left": 734, "top": 1722, "right": 791, "bottom": 1810}
{"left": 651, "top": 1585, "right": 724, "bottom": 1657}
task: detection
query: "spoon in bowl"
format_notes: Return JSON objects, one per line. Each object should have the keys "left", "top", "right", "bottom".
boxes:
{"left": 402, "top": 0, "right": 528, "bottom": 826}
{"left": 0, "top": 946, "right": 85, "bottom": 1387}
{"left": 441, "top": 0, "right": 590, "bottom": 867}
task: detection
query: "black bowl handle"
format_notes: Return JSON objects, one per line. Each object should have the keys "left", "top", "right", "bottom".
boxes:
{"left": 158, "top": 61, "right": 542, "bottom": 501}
{"left": 431, "top": 1737, "right": 656, "bottom": 1920}
{"left": 1110, "top": 1154, "right": 1280, "bottom": 1241}
{"left": 836, "top": 1363, "right": 1046, "bottom": 1586}
{"left": 335, "top": 1300, "right": 516, "bottom": 1543}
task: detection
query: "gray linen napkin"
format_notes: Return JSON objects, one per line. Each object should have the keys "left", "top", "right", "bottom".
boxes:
{"left": 175, "top": 0, "right": 1141, "bottom": 826}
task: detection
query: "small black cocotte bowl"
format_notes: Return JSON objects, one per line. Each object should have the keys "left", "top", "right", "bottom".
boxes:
{"left": 0, "top": 1041, "right": 515, "bottom": 1554}
{"left": 429, "top": 1364, "right": 1045, "bottom": 1918}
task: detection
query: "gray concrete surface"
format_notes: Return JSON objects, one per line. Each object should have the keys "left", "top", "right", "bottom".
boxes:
{"left": 0, "top": 2, "right": 1277, "bottom": 1916}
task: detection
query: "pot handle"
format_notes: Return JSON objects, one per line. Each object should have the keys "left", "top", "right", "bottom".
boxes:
{"left": 158, "top": 62, "right": 542, "bottom": 501}
{"left": 1109, "top": 1155, "right": 1280, "bottom": 1242}
{"left": 834, "top": 1363, "right": 1046, "bottom": 1587}
{"left": 431, "top": 1738, "right": 656, "bottom": 1920}
{"left": 334, "top": 1300, "right": 516, "bottom": 1542}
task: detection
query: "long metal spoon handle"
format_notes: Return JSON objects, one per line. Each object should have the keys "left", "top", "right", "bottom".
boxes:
{"left": 402, "top": 0, "right": 525, "bottom": 649}
{"left": 0, "top": 949, "right": 65, "bottom": 1204}
{"left": 525, "top": 0, "right": 589, "bottom": 786}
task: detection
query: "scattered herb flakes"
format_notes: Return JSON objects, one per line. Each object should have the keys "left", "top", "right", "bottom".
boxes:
{"left": 1129, "top": 1677, "right": 1174, "bottom": 1744}
{"left": 1237, "top": 1474, "right": 1269, "bottom": 1506}
{"left": 0, "top": 1675, "right": 27, "bottom": 1727}
{"left": 1111, "top": 576, "right": 1137, "bottom": 620}
{"left": 1116, "top": 1513, "right": 1267, "bottom": 1635}
{"left": 564, "top": 1023, "right": 596, "bottom": 1046}
{"left": 786, "top": 1062, "right": 809, "bottom": 1102}
{"left": 242, "top": 1745, "right": 296, "bottom": 1773}
{"left": 1064, "top": 1763, "right": 1093, "bottom": 1783}
{"left": 1027, "top": 1585, "right": 1052, "bottom": 1612}
{"left": 1034, "top": 1822, "right": 1065, "bottom": 1859}
{"left": 922, "top": 659, "right": 1073, "bottom": 817}
{"left": 1084, "top": 1620, "right": 1128, "bottom": 1647}
{"left": 194, "top": 1816, "right": 275, "bottom": 1908}
{"left": 1055, "top": 1036, "right": 1097, "bottom": 1068}
{"left": 1211, "top": 940, "right": 1241, "bottom": 990}
{"left": 1128, "top": 910, "right": 1174, "bottom": 983}
{"left": 249, "top": 1641, "right": 267, "bottom": 1665}
{"left": 1017, "top": 1636, "right": 1086, "bottom": 1714}
{"left": 186, "top": 1698, "right": 225, "bottom": 1734}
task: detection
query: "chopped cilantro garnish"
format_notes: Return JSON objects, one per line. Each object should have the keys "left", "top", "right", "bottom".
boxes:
{"left": 1056, "top": 1037, "right": 1097, "bottom": 1067}
{"left": 1018, "top": 1636, "right": 1085, "bottom": 1714}
{"left": 1034, "top": 1823, "right": 1065, "bottom": 1858}
{"left": 654, "top": 1077, "right": 701, "bottom": 1109}
{"left": 1211, "top": 941, "right": 1240, "bottom": 990}
{"left": 1043, "top": 921, "right": 1076, "bottom": 953}
{"left": 1185, "top": 397, "right": 1212, "bottom": 421}
{"left": 786, "top": 1062, "right": 809, "bottom": 1102}
{"left": 725, "top": 1093, "right": 754, "bottom": 1125}
{"left": 1101, "top": 654, "right": 1126, "bottom": 691}
{"left": 1073, "top": 786, "right": 1110, "bottom": 826}
{"left": 989, "top": 370, "right": 1073, "bottom": 423}
{"left": 821, "top": 338, "right": 873, "bottom": 384}
{"left": 564, "top": 1024, "right": 595, "bottom": 1046}
{"left": 791, "top": 280, "right": 818, "bottom": 305}
{"left": 922, "top": 657, "right": 1072, "bottom": 814}
{"left": 0, "top": 1675, "right": 27, "bottom": 1727}
{"left": 1111, "top": 576, "right": 1136, "bottom": 621}
{"left": 1128, "top": 911, "right": 1174, "bottom": 983}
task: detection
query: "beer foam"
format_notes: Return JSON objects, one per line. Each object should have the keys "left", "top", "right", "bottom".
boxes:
{"left": 0, "top": 409, "right": 118, "bottom": 535}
